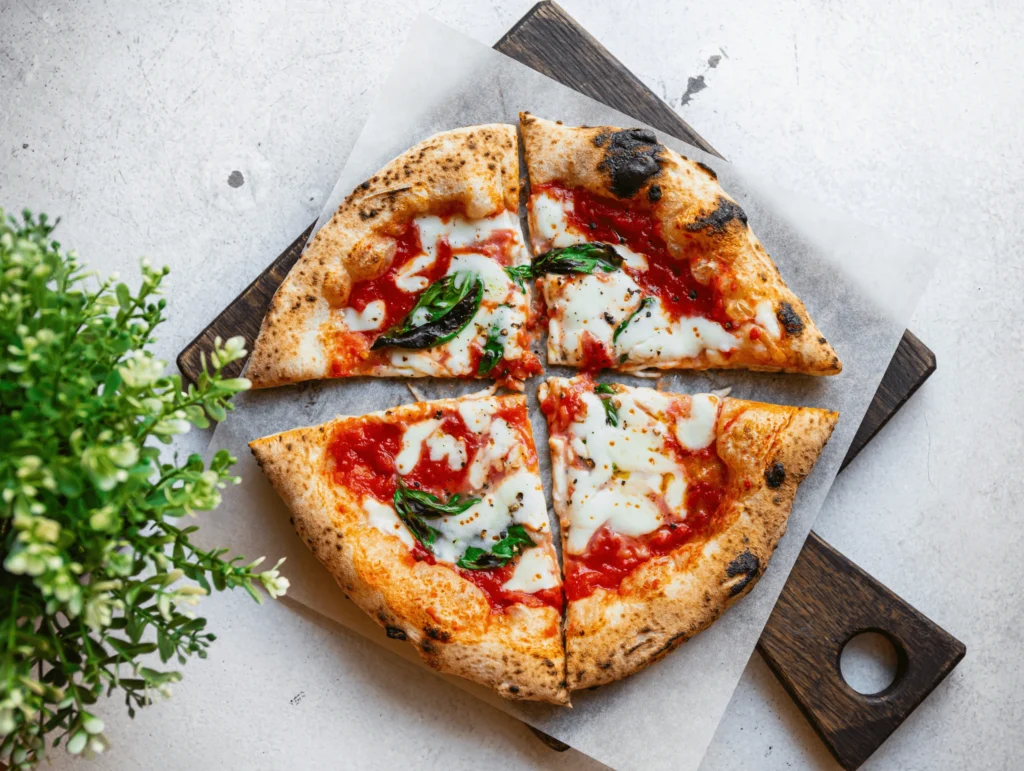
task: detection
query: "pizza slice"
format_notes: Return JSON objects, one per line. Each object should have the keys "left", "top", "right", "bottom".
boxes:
{"left": 520, "top": 113, "right": 841, "bottom": 376}
{"left": 247, "top": 124, "right": 542, "bottom": 390}
{"left": 250, "top": 391, "right": 568, "bottom": 704}
{"left": 539, "top": 375, "right": 837, "bottom": 689}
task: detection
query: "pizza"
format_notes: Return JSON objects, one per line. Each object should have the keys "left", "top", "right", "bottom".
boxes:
{"left": 538, "top": 375, "right": 837, "bottom": 688}
{"left": 249, "top": 391, "right": 568, "bottom": 704}
{"left": 520, "top": 113, "right": 842, "bottom": 376}
{"left": 247, "top": 124, "right": 542, "bottom": 390}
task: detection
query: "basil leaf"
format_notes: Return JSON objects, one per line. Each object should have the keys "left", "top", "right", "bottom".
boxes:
{"left": 504, "top": 265, "right": 533, "bottom": 292}
{"left": 594, "top": 383, "right": 617, "bottom": 395}
{"left": 613, "top": 296, "right": 654, "bottom": 342}
{"left": 457, "top": 524, "right": 537, "bottom": 571}
{"left": 477, "top": 326, "right": 504, "bottom": 375}
{"left": 532, "top": 243, "right": 623, "bottom": 276}
{"left": 594, "top": 383, "right": 619, "bottom": 427}
{"left": 393, "top": 479, "right": 480, "bottom": 550}
{"left": 372, "top": 272, "right": 482, "bottom": 350}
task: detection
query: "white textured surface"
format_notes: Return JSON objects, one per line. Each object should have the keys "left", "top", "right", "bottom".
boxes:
{"left": 1, "top": 1, "right": 1021, "bottom": 770}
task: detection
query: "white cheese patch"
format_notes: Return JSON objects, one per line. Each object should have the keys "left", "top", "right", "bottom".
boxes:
{"left": 502, "top": 547, "right": 560, "bottom": 593}
{"left": 457, "top": 399, "right": 494, "bottom": 434}
{"left": 394, "top": 254, "right": 436, "bottom": 293}
{"left": 446, "top": 252, "right": 513, "bottom": 299}
{"left": 530, "top": 192, "right": 576, "bottom": 248}
{"left": 467, "top": 417, "right": 522, "bottom": 489}
{"left": 395, "top": 419, "right": 441, "bottom": 474}
{"left": 364, "top": 498, "right": 414, "bottom": 548}
{"left": 664, "top": 473, "right": 687, "bottom": 512}
{"left": 425, "top": 430, "right": 467, "bottom": 471}
{"left": 342, "top": 300, "right": 386, "bottom": 332}
{"left": 614, "top": 296, "right": 738, "bottom": 363}
{"left": 755, "top": 299, "right": 782, "bottom": 339}
{"left": 549, "top": 271, "right": 642, "bottom": 359}
{"left": 430, "top": 470, "right": 545, "bottom": 564}
{"left": 675, "top": 394, "right": 720, "bottom": 451}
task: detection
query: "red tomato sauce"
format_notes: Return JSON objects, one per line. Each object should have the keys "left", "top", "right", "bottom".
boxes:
{"left": 544, "top": 377, "right": 730, "bottom": 601}
{"left": 536, "top": 184, "right": 736, "bottom": 370}
{"left": 325, "top": 403, "right": 551, "bottom": 612}
{"left": 330, "top": 215, "right": 523, "bottom": 377}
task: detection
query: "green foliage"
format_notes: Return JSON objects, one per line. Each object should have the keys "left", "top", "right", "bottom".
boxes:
{"left": 531, "top": 242, "right": 623, "bottom": 276}
{"left": 476, "top": 325, "right": 504, "bottom": 376}
{"left": 594, "top": 383, "right": 620, "bottom": 427}
{"left": 456, "top": 525, "right": 536, "bottom": 571}
{"left": 0, "top": 210, "right": 287, "bottom": 768}
{"left": 392, "top": 479, "right": 478, "bottom": 549}
{"left": 503, "top": 264, "right": 533, "bottom": 292}
{"left": 614, "top": 296, "right": 654, "bottom": 342}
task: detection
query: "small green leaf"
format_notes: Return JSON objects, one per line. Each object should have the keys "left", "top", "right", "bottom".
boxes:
{"left": 372, "top": 273, "right": 482, "bottom": 350}
{"left": 477, "top": 326, "right": 504, "bottom": 376}
{"left": 504, "top": 264, "right": 533, "bottom": 292}
{"left": 457, "top": 524, "right": 536, "bottom": 570}
{"left": 115, "top": 282, "right": 132, "bottom": 312}
{"left": 614, "top": 296, "right": 654, "bottom": 342}
{"left": 595, "top": 384, "right": 619, "bottom": 427}
{"left": 532, "top": 243, "right": 622, "bottom": 276}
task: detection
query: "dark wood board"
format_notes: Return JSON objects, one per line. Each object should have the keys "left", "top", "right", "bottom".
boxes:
{"left": 176, "top": 3, "right": 962, "bottom": 768}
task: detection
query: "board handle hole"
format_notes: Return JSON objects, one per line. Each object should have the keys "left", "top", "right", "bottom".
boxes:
{"left": 840, "top": 631, "right": 902, "bottom": 695}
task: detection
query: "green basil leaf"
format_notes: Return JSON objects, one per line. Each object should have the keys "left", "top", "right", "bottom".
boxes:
{"left": 532, "top": 243, "right": 623, "bottom": 276}
{"left": 457, "top": 524, "right": 536, "bottom": 571}
{"left": 504, "top": 264, "right": 533, "bottom": 292}
{"left": 600, "top": 394, "right": 619, "bottom": 427}
{"left": 594, "top": 383, "right": 617, "bottom": 395}
{"left": 613, "top": 296, "right": 654, "bottom": 342}
{"left": 477, "top": 326, "right": 504, "bottom": 375}
{"left": 393, "top": 479, "right": 480, "bottom": 551}
{"left": 372, "top": 273, "right": 482, "bottom": 350}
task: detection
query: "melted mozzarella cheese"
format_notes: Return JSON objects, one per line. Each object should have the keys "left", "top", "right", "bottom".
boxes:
{"left": 425, "top": 430, "right": 467, "bottom": 470}
{"left": 430, "top": 470, "right": 545, "bottom": 563}
{"left": 395, "top": 419, "right": 441, "bottom": 474}
{"left": 467, "top": 417, "right": 522, "bottom": 488}
{"left": 755, "top": 299, "right": 782, "bottom": 339}
{"left": 550, "top": 271, "right": 642, "bottom": 358}
{"left": 531, "top": 192, "right": 576, "bottom": 248}
{"left": 343, "top": 300, "right": 386, "bottom": 332}
{"left": 447, "top": 252, "right": 512, "bottom": 299}
{"left": 364, "top": 498, "right": 414, "bottom": 548}
{"left": 394, "top": 254, "right": 436, "bottom": 293}
{"left": 502, "top": 547, "right": 560, "bottom": 593}
{"left": 457, "top": 399, "right": 494, "bottom": 434}
{"left": 614, "top": 296, "right": 738, "bottom": 362}
{"left": 675, "top": 394, "right": 720, "bottom": 450}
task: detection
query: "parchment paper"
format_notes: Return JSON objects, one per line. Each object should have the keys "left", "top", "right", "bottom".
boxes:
{"left": 195, "top": 17, "right": 937, "bottom": 771}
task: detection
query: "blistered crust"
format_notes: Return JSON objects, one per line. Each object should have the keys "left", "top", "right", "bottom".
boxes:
{"left": 247, "top": 124, "right": 523, "bottom": 389}
{"left": 520, "top": 113, "right": 841, "bottom": 376}
{"left": 249, "top": 393, "right": 569, "bottom": 705}
{"left": 539, "top": 377, "right": 837, "bottom": 690}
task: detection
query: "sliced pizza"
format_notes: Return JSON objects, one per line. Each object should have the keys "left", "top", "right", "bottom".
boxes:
{"left": 250, "top": 391, "right": 568, "bottom": 704}
{"left": 520, "top": 113, "right": 841, "bottom": 376}
{"left": 247, "top": 124, "right": 542, "bottom": 390}
{"left": 539, "top": 375, "right": 837, "bottom": 689}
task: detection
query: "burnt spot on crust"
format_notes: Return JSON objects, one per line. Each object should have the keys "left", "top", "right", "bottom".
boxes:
{"left": 420, "top": 640, "right": 437, "bottom": 655}
{"left": 725, "top": 551, "right": 760, "bottom": 597}
{"left": 685, "top": 196, "right": 748, "bottom": 234}
{"left": 765, "top": 461, "right": 786, "bottom": 488}
{"left": 424, "top": 626, "right": 451, "bottom": 642}
{"left": 695, "top": 161, "right": 718, "bottom": 180}
{"left": 647, "top": 184, "right": 662, "bottom": 203}
{"left": 385, "top": 626, "right": 407, "bottom": 641}
{"left": 777, "top": 302, "right": 805, "bottom": 335}
{"left": 508, "top": 685, "right": 520, "bottom": 694}
{"left": 595, "top": 128, "right": 665, "bottom": 198}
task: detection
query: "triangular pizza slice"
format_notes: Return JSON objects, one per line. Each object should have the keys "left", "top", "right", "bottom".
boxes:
{"left": 539, "top": 375, "right": 837, "bottom": 689}
{"left": 248, "top": 124, "right": 541, "bottom": 389}
{"left": 250, "top": 391, "right": 568, "bottom": 704}
{"left": 520, "top": 113, "right": 841, "bottom": 376}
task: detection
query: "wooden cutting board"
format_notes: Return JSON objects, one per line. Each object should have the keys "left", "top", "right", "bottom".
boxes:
{"left": 176, "top": 4, "right": 964, "bottom": 768}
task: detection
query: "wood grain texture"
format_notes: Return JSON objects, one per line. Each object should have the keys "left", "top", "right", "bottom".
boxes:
{"left": 759, "top": 533, "right": 966, "bottom": 769}
{"left": 175, "top": 3, "right": 962, "bottom": 766}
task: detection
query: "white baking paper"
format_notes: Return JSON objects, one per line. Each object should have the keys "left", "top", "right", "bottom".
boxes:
{"left": 194, "top": 17, "right": 937, "bottom": 771}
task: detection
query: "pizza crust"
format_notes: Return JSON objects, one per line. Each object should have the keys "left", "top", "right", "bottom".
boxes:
{"left": 520, "top": 113, "right": 841, "bottom": 376}
{"left": 540, "top": 379, "right": 838, "bottom": 690}
{"left": 247, "top": 124, "right": 523, "bottom": 389}
{"left": 249, "top": 394, "right": 569, "bottom": 705}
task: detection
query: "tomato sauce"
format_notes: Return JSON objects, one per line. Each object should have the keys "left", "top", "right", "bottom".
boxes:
{"left": 547, "top": 378, "right": 730, "bottom": 602}
{"left": 326, "top": 403, "right": 551, "bottom": 612}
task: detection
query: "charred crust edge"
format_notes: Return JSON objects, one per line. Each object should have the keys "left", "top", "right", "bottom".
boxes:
{"left": 764, "top": 461, "right": 786, "bottom": 489}
{"left": 777, "top": 302, "right": 805, "bottom": 335}
{"left": 725, "top": 551, "right": 760, "bottom": 597}
{"left": 594, "top": 128, "right": 665, "bottom": 198}
{"left": 685, "top": 196, "right": 748, "bottom": 234}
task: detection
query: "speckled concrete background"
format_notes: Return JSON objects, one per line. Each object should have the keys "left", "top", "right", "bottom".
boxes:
{"left": 1, "top": 1, "right": 1021, "bottom": 769}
